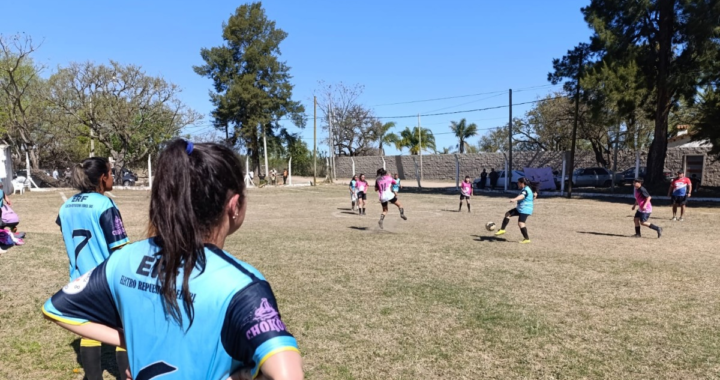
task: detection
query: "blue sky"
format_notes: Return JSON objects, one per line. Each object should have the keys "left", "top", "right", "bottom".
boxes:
{"left": 1, "top": 0, "right": 592, "bottom": 155}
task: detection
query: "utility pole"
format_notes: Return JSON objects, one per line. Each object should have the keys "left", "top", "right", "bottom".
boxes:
{"left": 418, "top": 114, "right": 423, "bottom": 182}
{"left": 568, "top": 50, "right": 584, "bottom": 198}
{"left": 90, "top": 129, "right": 95, "bottom": 158}
{"left": 328, "top": 102, "right": 335, "bottom": 181}
{"left": 313, "top": 96, "right": 317, "bottom": 186}
{"left": 262, "top": 125, "right": 269, "bottom": 179}
{"left": 508, "top": 89, "right": 512, "bottom": 174}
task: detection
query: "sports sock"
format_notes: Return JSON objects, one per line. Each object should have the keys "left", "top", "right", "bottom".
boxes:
{"left": 458, "top": 202, "right": 463, "bottom": 211}
{"left": 649, "top": 224, "right": 660, "bottom": 231}
{"left": 521, "top": 227, "right": 529, "bottom": 240}
{"left": 400, "top": 208, "right": 404, "bottom": 215}
{"left": 501, "top": 217, "right": 510, "bottom": 230}
{"left": 80, "top": 346, "right": 103, "bottom": 380}
{"left": 635, "top": 226, "right": 641, "bottom": 235}
{"left": 380, "top": 214, "right": 385, "bottom": 220}
{"left": 467, "top": 204, "right": 471, "bottom": 212}
{"left": 116, "top": 350, "right": 129, "bottom": 380}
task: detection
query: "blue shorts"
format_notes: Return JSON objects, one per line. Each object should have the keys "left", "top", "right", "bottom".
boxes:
{"left": 634, "top": 211, "right": 651, "bottom": 222}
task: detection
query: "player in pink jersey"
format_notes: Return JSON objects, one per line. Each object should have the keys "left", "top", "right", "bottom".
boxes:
{"left": 356, "top": 174, "right": 369, "bottom": 215}
{"left": 375, "top": 168, "right": 407, "bottom": 229}
{"left": 632, "top": 178, "right": 663, "bottom": 238}
{"left": 459, "top": 175, "right": 473, "bottom": 213}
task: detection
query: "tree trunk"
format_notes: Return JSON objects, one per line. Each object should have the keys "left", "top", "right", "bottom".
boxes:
{"left": 647, "top": 0, "right": 674, "bottom": 186}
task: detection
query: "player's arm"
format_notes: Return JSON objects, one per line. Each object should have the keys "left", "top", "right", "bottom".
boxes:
{"left": 687, "top": 180, "right": 692, "bottom": 197}
{"left": 42, "top": 260, "right": 123, "bottom": 345}
{"left": 4, "top": 193, "right": 10, "bottom": 206}
{"left": 99, "top": 206, "right": 130, "bottom": 251}
{"left": 667, "top": 183, "right": 673, "bottom": 197}
{"left": 221, "top": 281, "right": 302, "bottom": 380}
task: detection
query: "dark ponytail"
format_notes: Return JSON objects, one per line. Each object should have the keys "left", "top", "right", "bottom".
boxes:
{"left": 72, "top": 157, "right": 109, "bottom": 193}
{"left": 518, "top": 177, "right": 539, "bottom": 196}
{"left": 149, "top": 139, "right": 245, "bottom": 327}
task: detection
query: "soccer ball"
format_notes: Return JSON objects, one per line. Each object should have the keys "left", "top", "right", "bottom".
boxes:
{"left": 485, "top": 222, "right": 496, "bottom": 231}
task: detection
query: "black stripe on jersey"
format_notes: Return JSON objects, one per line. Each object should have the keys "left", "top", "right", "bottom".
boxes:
{"left": 50, "top": 260, "right": 122, "bottom": 329}
{"left": 205, "top": 244, "right": 260, "bottom": 282}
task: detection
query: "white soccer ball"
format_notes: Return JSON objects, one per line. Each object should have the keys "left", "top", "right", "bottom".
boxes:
{"left": 485, "top": 221, "right": 497, "bottom": 231}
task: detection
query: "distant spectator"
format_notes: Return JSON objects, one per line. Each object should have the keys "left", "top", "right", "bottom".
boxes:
{"left": 489, "top": 168, "right": 499, "bottom": 190}
{"left": 52, "top": 168, "right": 59, "bottom": 180}
{"left": 64, "top": 167, "right": 72, "bottom": 181}
{"left": 283, "top": 168, "right": 288, "bottom": 185}
{"left": 270, "top": 168, "right": 277, "bottom": 185}
{"left": 479, "top": 169, "right": 487, "bottom": 189}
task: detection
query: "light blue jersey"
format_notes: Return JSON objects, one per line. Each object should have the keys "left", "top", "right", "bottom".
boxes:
{"left": 392, "top": 179, "right": 400, "bottom": 193}
{"left": 56, "top": 192, "right": 129, "bottom": 281}
{"left": 517, "top": 187, "right": 534, "bottom": 215}
{"left": 0, "top": 189, "right": 4, "bottom": 207}
{"left": 43, "top": 239, "right": 299, "bottom": 380}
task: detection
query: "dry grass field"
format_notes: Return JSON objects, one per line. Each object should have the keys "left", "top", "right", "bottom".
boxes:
{"left": 0, "top": 185, "right": 718, "bottom": 379}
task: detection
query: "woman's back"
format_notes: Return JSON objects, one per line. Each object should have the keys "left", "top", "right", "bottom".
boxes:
{"left": 45, "top": 238, "right": 298, "bottom": 379}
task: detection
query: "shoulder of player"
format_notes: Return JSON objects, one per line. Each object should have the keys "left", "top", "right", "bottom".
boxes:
{"left": 205, "top": 245, "right": 267, "bottom": 288}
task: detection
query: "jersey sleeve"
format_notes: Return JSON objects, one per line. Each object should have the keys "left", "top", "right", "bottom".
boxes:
{"left": 56, "top": 214, "right": 61, "bottom": 230}
{"left": 640, "top": 188, "right": 651, "bottom": 199}
{"left": 99, "top": 206, "right": 129, "bottom": 250}
{"left": 42, "top": 260, "right": 122, "bottom": 328}
{"left": 221, "top": 281, "right": 299, "bottom": 377}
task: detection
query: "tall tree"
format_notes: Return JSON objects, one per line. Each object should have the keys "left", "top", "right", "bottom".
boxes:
{"left": 397, "top": 126, "right": 435, "bottom": 155}
{"left": 315, "top": 82, "right": 380, "bottom": 156}
{"left": 0, "top": 34, "right": 45, "bottom": 168}
{"left": 374, "top": 121, "right": 398, "bottom": 156}
{"left": 694, "top": 87, "right": 720, "bottom": 154}
{"left": 48, "top": 61, "right": 200, "bottom": 172}
{"left": 449, "top": 118, "right": 478, "bottom": 153}
{"left": 194, "top": 2, "right": 305, "bottom": 171}
{"left": 479, "top": 126, "right": 510, "bottom": 153}
{"left": 579, "top": 0, "right": 720, "bottom": 184}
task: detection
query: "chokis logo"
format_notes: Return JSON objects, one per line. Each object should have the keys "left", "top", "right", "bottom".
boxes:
{"left": 245, "top": 298, "right": 287, "bottom": 340}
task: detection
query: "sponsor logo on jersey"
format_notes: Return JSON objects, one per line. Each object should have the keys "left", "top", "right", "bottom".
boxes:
{"left": 245, "top": 298, "right": 287, "bottom": 340}
{"left": 112, "top": 216, "right": 126, "bottom": 236}
{"left": 62, "top": 268, "right": 94, "bottom": 295}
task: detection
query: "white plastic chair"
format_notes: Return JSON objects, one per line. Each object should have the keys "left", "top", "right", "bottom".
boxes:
{"left": 12, "top": 176, "right": 29, "bottom": 194}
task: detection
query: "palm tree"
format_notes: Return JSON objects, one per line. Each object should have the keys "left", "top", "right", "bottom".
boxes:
{"left": 449, "top": 118, "right": 479, "bottom": 153}
{"left": 397, "top": 126, "right": 436, "bottom": 155}
{"left": 375, "top": 121, "right": 398, "bottom": 156}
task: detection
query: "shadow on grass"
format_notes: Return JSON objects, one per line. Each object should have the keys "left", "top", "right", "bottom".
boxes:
{"left": 472, "top": 235, "right": 508, "bottom": 242}
{"left": 577, "top": 231, "right": 630, "bottom": 238}
{"left": 336, "top": 208, "right": 353, "bottom": 211}
{"left": 70, "top": 339, "right": 122, "bottom": 379}
{"left": 440, "top": 209, "right": 461, "bottom": 213}
{"left": 340, "top": 211, "right": 358, "bottom": 215}
{"left": 349, "top": 226, "right": 369, "bottom": 231}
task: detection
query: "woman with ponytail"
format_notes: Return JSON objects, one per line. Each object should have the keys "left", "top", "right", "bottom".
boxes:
{"left": 53, "top": 157, "right": 130, "bottom": 380}
{"left": 493, "top": 177, "right": 537, "bottom": 244}
{"left": 43, "top": 140, "right": 303, "bottom": 380}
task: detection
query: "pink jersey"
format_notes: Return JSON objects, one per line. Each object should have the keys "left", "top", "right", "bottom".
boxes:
{"left": 460, "top": 181, "right": 472, "bottom": 196}
{"left": 376, "top": 175, "right": 396, "bottom": 201}
{"left": 356, "top": 180, "right": 368, "bottom": 192}
{"left": 634, "top": 186, "right": 652, "bottom": 213}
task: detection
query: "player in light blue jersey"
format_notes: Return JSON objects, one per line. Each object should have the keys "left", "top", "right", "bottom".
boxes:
{"left": 43, "top": 140, "right": 303, "bottom": 380}
{"left": 494, "top": 178, "right": 538, "bottom": 244}
{"left": 55, "top": 157, "right": 129, "bottom": 380}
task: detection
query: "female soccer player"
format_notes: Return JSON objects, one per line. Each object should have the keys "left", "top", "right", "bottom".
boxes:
{"left": 55, "top": 157, "right": 130, "bottom": 380}
{"left": 349, "top": 175, "right": 358, "bottom": 211}
{"left": 356, "top": 173, "right": 369, "bottom": 215}
{"left": 633, "top": 178, "right": 663, "bottom": 238}
{"left": 375, "top": 168, "right": 407, "bottom": 229}
{"left": 43, "top": 140, "right": 302, "bottom": 380}
{"left": 392, "top": 173, "right": 401, "bottom": 195}
{"left": 494, "top": 177, "right": 537, "bottom": 243}
{"left": 459, "top": 175, "right": 473, "bottom": 213}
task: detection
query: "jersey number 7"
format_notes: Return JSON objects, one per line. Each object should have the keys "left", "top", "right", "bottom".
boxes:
{"left": 72, "top": 229, "right": 92, "bottom": 271}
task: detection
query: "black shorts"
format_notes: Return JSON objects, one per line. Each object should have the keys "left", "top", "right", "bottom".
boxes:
{"left": 356, "top": 191, "right": 367, "bottom": 200}
{"left": 460, "top": 194, "right": 471, "bottom": 200}
{"left": 507, "top": 208, "right": 530, "bottom": 223}
{"left": 634, "top": 210, "right": 651, "bottom": 222}
{"left": 672, "top": 195, "right": 688, "bottom": 205}
{"left": 381, "top": 197, "right": 398, "bottom": 207}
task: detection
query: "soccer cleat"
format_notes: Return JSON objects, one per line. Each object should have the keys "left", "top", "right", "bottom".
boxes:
{"left": 678, "top": 217, "right": 684, "bottom": 222}
{"left": 400, "top": 213, "right": 407, "bottom": 221}
{"left": 671, "top": 217, "right": 677, "bottom": 221}
{"left": 378, "top": 219, "right": 384, "bottom": 229}
{"left": 519, "top": 239, "right": 531, "bottom": 244}
{"left": 657, "top": 227, "right": 663, "bottom": 238}
{"left": 494, "top": 230, "right": 506, "bottom": 236}
{"left": 632, "top": 234, "right": 641, "bottom": 238}
{"left": 14, "top": 232, "right": 25, "bottom": 239}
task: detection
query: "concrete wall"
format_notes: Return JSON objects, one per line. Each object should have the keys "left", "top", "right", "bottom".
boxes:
{"left": 335, "top": 147, "right": 719, "bottom": 186}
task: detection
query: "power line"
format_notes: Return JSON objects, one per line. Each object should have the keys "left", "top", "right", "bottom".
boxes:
{"left": 372, "top": 83, "right": 559, "bottom": 107}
